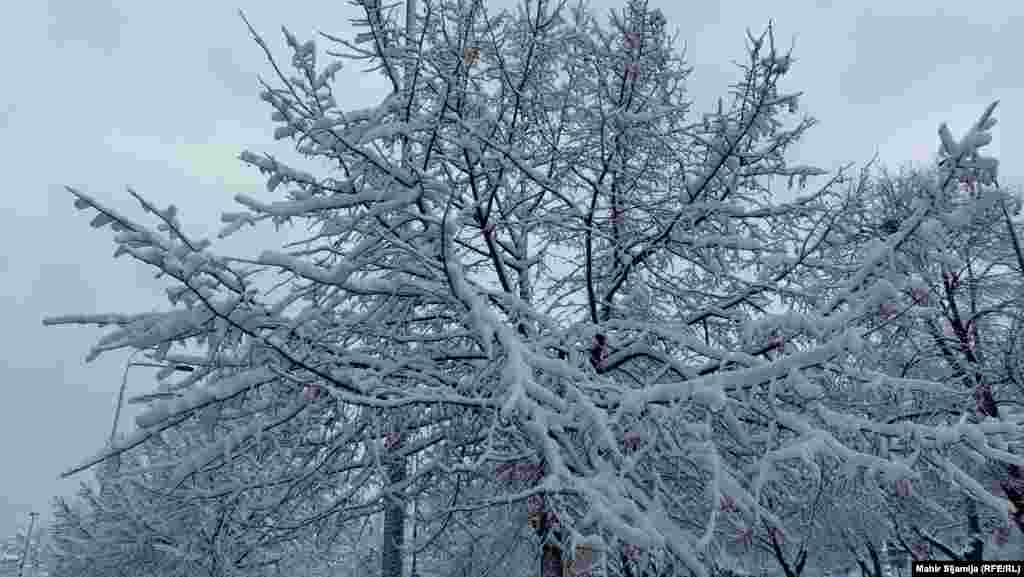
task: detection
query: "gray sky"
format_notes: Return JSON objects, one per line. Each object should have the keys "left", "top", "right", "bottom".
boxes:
{"left": 2, "top": 0, "right": 1020, "bottom": 538}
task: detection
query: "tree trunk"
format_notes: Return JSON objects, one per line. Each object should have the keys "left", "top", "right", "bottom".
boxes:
{"left": 381, "top": 443, "right": 407, "bottom": 577}
{"left": 529, "top": 489, "right": 564, "bottom": 577}
{"left": 964, "top": 499, "right": 983, "bottom": 561}
{"left": 380, "top": 406, "right": 407, "bottom": 577}
{"left": 542, "top": 542, "right": 564, "bottom": 577}
{"left": 380, "top": 1, "right": 418, "bottom": 575}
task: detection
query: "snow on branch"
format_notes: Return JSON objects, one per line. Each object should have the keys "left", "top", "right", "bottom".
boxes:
{"left": 46, "top": 1, "right": 1023, "bottom": 572}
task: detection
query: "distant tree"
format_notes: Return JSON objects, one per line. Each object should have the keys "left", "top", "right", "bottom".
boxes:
{"left": 49, "top": 432, "right": 286, "bottom": 577}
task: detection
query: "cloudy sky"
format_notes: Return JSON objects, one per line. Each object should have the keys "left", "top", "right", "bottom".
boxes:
{"left": 1, "top": 0, "right": 1019, "bottom": 538}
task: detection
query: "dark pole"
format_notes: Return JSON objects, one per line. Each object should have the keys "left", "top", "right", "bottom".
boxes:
{"left": 16, "top": 512, "right": 38, "bottom": 577}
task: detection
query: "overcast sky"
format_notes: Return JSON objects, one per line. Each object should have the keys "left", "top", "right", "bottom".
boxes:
{"left": 1, "top": 0, "right": 1020, "bottom": 538}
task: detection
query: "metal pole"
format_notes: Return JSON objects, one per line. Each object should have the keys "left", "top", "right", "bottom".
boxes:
{"left": 106, "top": 352, "right": 141, "bottom": 474}
{"left": 109, "top": 353, "right": 139, "bottom": 444}
{"left": 107, "top": 355, "right": 194, "bottom": 473}
{"left": 16, "top": 512, "right": 38, "bottom": 577}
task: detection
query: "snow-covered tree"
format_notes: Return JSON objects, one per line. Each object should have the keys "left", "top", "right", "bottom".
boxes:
{"left": 44, "top": 0, "right": 1021, "bottom": 574}
{"left": 791, "top": 156, "right": 1024, "bottom": 561}
{"left": 49, "top": 427, "right": 293, "bottom": 577}
{"left": 909, "top": 190, "right": 1024, "bottom": 556}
